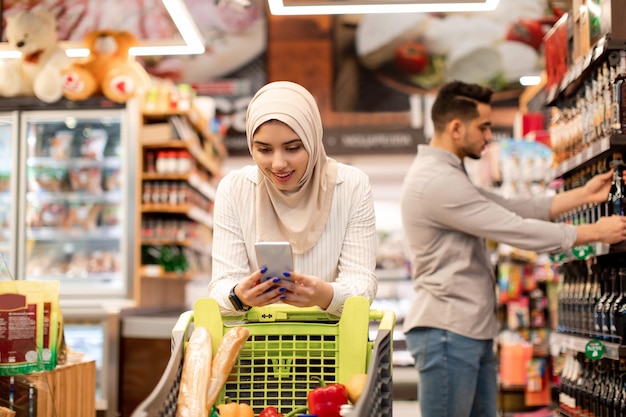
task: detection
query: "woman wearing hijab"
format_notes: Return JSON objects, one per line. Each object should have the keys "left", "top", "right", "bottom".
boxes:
{"left": 207, "top": 81, "right": 378, "bottom": 316}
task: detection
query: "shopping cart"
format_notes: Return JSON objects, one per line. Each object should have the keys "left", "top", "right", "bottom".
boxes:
{"left": 131, "top": 296, "right": 395, "bottom": 417}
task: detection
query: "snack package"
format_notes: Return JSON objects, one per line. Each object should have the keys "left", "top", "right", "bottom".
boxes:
{"left": 16, "top": 281, "right": 61, "bottom": 371}
{"left": 0, "top": 280, "right": 60, "bottom": 374}
{"left": 68, "top": 166, "right": 103, "bottom": 193}
{"left": 0, "top": 282, "right": 44, "bottom": 375}
{"left": 27, "top": 166, "right": 67, "bottom": 192}
{"left": 80, "top": 129, "right": 108, "bottom": 160}
{"left": 64, "top": 202, "right": 102, "bottom": 230}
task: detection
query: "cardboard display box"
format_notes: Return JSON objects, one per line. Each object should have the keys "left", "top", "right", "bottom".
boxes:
{"left": 0, "top": 360, "right": 96, "bottom": 417}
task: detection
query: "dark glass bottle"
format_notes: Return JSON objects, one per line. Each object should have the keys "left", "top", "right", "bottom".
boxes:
{"left": 581, "top": 262, "right": 594, "bottom": 336}
{"left": 595, "top": 265, "right": 610, "bottom": 339}
{"left": 602, "top": 267, "right": 618, "bottom": 342}
{"left": 612, "top": 267, "right": 626, "bottom": 345}
{"left": 560, "top": 263, "right": 573, "bottom": 334}
{"left": 610, "top": 266, "right": 624, "bottom": 343}
{"left": 615, "top": 268, "right": 626, "bottom": 345}
{"left": 587, "top": 263, "right": 602, "bottom": 338}
{"left": 608, "top": 153, "right": 626, "bottom": 216}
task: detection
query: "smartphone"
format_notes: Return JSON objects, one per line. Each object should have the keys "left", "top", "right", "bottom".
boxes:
{"left": 255, "top": 242, "right": 294, "bottom": 282}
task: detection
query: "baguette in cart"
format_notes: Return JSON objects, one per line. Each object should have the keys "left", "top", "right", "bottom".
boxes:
{"left": 131, "top": 296, "right": 396, "bottom": 417}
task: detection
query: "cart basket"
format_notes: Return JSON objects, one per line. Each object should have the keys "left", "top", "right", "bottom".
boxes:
{"left": 131, "top": 296, "right": 395, "bottom": 417}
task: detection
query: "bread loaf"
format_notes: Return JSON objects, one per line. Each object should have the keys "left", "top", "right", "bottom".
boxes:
{"left": 176, "top": 326, "right": 212, "bottom": 417}
{"left": 205, "top": 326, "right": 250, "bottom": 410}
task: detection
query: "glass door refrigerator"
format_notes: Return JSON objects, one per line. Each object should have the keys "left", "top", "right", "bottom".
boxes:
{"left": 0, "top": 113, "right": 18, "bottom": 279}
{"left": 14, "top": 106, "right": 139, "bottom": 416}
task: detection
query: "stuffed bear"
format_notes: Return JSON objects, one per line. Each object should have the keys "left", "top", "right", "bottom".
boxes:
{"left": 63, "top": 30, "right": 150, "bottom": 104}
{"left": 0, "top": 9, "right": 71, "bottom": 103}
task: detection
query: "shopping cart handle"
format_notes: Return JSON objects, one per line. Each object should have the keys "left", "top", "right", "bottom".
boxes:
{"left": 171, "top": 310, "right": 193, "bottom": 352}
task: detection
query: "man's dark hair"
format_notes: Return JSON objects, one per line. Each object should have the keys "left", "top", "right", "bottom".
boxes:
{"left": 431, "top": 81, "right": 493, "bottom": 133}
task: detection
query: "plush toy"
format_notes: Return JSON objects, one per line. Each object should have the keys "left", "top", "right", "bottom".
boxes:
{"left": 0, "top": 9, "right": 71, "bottom": 103}
{"left": 63, "top": 30, "right": 151, "bottom": 103}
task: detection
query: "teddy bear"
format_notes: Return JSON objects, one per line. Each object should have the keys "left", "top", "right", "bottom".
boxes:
{"left": 63, "top": 30, "right": 151, "bottom": 104}
{"left": 0, "top": 9, "right": 71, "bottom": 103}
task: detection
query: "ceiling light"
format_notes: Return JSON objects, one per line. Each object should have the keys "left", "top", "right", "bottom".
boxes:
{"left": 0, "top": 0, "right": 204, "bottom": 59}
{"left": 519, "top": 75, "right": 542, "bottom": 86}
{"left": 268, "top": 0, "right": 500, "bottom": 15}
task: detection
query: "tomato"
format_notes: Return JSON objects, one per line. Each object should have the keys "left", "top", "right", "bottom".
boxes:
{"left": 394, "top": 41, "right": 429, "bottom": 74}
{"left": 505, "top": 19, "right": 545, "bottom": 51}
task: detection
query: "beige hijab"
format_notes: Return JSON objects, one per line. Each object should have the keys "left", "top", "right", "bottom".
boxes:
{"left": 246, "top": 81, "right": 338, "bottom": 254}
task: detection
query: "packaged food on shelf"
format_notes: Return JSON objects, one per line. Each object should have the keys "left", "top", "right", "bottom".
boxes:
{"left": 100, "top": 204, "right": 120, "bottom": 226}
{"left": 79, "top": 128, "right": 108, "bottom": 160}
{"left": 64, "top": 202, "right": 102, "bottom": 230}
{"left": 28, "top": 166, "right": 67, "bottom": 192}
{"left": 27, "top": 202, "right": 67, "bottom": 228}
{"left": 103, "top": 166, "right": 121, "bottom": 192}
{"left": 68, "top": 166, "right": 103, "bottom": 193}
{"left": 48, "top": 130, "right": 73, "bottom": 159}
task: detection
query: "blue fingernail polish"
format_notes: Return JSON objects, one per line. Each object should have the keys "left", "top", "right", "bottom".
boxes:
{"left": 283, "top": 272, "right": 291, "bottom": 277}
{"left": 261, "top": 267, "right": 268, "bottom": 273}
{"left": 273, "top": 277, "right": 281, "bottom": 283}
{"left": 279, "top": 287, "right": 286, "bottom": 292}
{"left": 280, "top": 295, "right": 286, "bottom": 300}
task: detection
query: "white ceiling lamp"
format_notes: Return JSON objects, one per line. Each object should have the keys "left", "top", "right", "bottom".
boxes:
{"left": 268, "top": 0, "right": 500, "bottom": 15}
{"left": 0, "top": 0, "right": 205, "bottom": 59}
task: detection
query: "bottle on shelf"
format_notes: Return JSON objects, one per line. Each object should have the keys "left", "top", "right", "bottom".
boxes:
{"left": 607, "top": 152, "right": 626, "bottom": 216}
{"left": 615, "top": 267, "right": 626, "bottom": 343}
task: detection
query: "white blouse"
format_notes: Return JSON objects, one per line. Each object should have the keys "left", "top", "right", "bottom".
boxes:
{"left": 208, "top": 163, "right": 378, "bottom": 316}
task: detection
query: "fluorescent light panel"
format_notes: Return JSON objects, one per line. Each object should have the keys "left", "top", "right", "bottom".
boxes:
{"left": 268, "top": 0, "right": 500, "bottom": 15}
{"left": 0, "top": 0, "right": 205, "bottom": 59}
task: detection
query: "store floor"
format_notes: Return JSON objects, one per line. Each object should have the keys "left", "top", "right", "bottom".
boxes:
{"left": 394, "top": 400, "right": 420, "bottom": 417}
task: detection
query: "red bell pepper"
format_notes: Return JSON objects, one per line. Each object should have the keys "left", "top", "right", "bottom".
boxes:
{"left": 259, "top": 406, "right": 284, "bottom": 417}
{"left": 306, "top": 378, "right": 349, "bottom": 417}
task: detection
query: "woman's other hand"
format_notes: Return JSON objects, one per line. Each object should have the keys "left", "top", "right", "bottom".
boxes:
{"left": 277, "top": 272, "right": 334, "bottom": 310}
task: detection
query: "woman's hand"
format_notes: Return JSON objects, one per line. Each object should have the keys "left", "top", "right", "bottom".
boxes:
{"left": 583, "top": 170, "right": 613, "bottom": 204}
{"left": 234, "top": 268, "right": 288, "bottom": 308}
{"left": 277, "top": 272, "right": 334, "bottom": 310}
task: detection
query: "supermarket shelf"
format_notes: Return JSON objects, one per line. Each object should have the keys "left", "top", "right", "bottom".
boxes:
{"left": 548, "top": 135, "right": 626, "bottom": 181}
{"left": 142, "top": 171, "right": 217, "bottom": 201}
{"left": 546, "top": 35, "right": 626, "bottom": 105}
{"left": 142, "top": 204, "right": 214, "bottom": 228}
{"left": 550, "top": 332, "right": 626, "bottom": 360}
{"left": 142, "top": 137, "right": 222, "bottom": 176}
{"left": 26, "top": 271, "right": 122, "bottom": 283}
{"left": 26, "top": 156, "right": 122, "bottom": 168}
{"left": 141, "top": 238, "right": 212, "bottom": 256}
{"left": 26, "top": 190, "right": 122, "bottom": 203}
{"left": 27, "top": 226, "right": 122, "bottom": 240}
{"left": 140, "top": 270, "right": 193, "bottom": 280}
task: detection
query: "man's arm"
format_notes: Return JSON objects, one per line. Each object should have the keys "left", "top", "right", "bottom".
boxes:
{"left": 549, "top": 171, "right": 613, "bottom": 220}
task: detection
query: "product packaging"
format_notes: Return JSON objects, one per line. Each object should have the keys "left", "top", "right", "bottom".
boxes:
{"left": 0, "top": 280, "right": 61, "bottom": 375}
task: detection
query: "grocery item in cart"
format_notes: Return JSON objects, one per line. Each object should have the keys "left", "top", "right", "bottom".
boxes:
{"left": 175, "top": 326, "right": 212, "bottom": 417}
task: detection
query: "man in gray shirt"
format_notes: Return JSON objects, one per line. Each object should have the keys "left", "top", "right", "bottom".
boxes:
{"left": 400, "top": 80, "right": 626, "bottom": 417}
